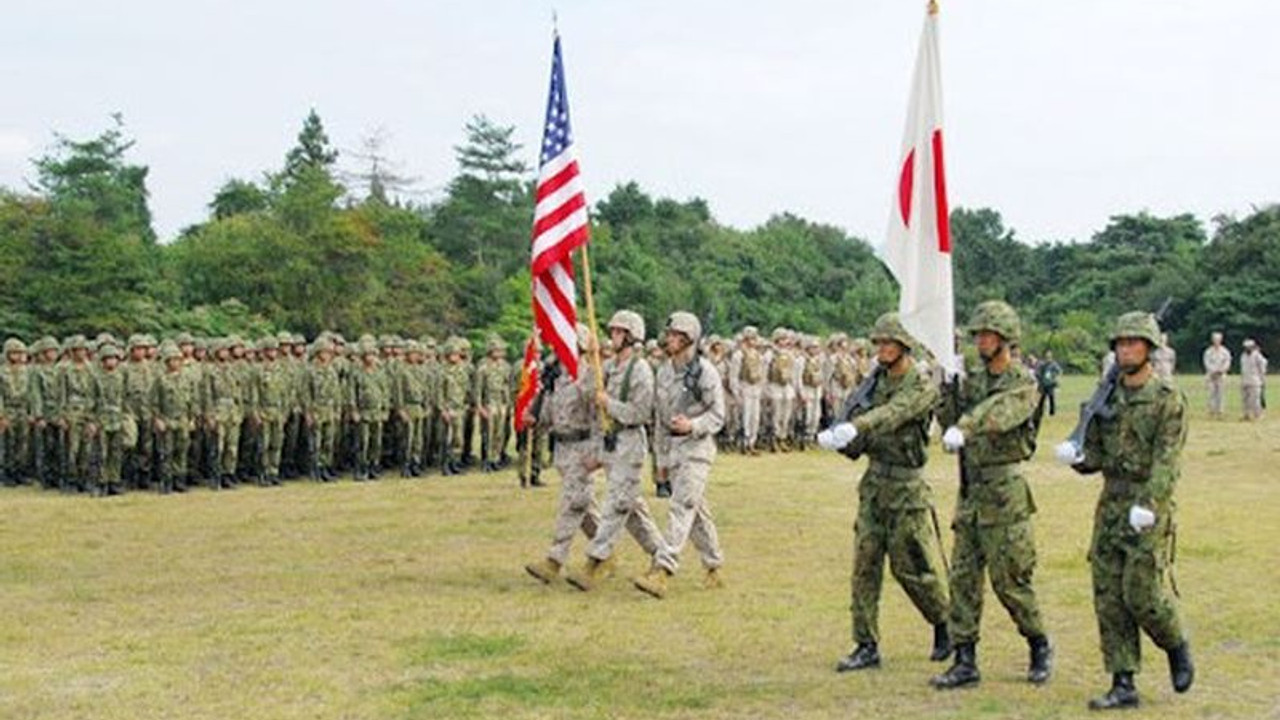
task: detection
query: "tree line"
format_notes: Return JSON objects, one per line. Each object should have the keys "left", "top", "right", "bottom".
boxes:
{"left": 1, "top": 112, "right": 1276, "bottom": 372}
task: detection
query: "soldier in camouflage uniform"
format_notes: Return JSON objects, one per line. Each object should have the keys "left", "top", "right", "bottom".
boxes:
{"left": 28, "top": 337, "right": 61, "bottom": 488}
{"left": 56, "top": 335, "right": 96, "bottom": 492}
{"left": 933, "top": 300, "right": 1053, "bottom": 689}
{"left": 1063, "top": 311, "right": 1195, "bottom": 710}
{"left": 151, "top": 342, "right": 195, "bottom": 493}
{"left": 438, "top": 338, "right": 471, "bottom": 476}
{"left": 349, "top": 339, "right": 390, "bottom": 481}
{"left": 305, "top": 338, "right": 343, "bottom": 481}
{"left": 459, "top": 338, "right": 478, "bottom": 468}
{"left": 1, "top": 339, "right": 34, "bottom": 485}
{"left": 707, "top": 336, "right": 734, "bottom": 451}
{"left": 798, "top": 336, "right": 825, "bottom": 449}
{"left": 820, "top": 313, "right": 952, "bottom": 672}
{"left": 418, "top": 337, "right": 442, "bottom": 473}
{"left": 525, "top": 324, "right": 604, "bottom": 583}
{"left": 728, "top": 326, "right": 766, "bottom": 455}
{"left": 121, "top": 334, "right": 156, "bottom": 489}
{"left": 205, "top": 339, "right": 243, "bottom": 489}
{"left": 634, "top": 312, "right": 726, "bottom": 599}
{"left": 1201, "top": 332, "right": 1230, "bottom": 419}
{"left": 476, "top": 336, "right": 512, "bottom": 472}
{"left": 565, "top": 311, "right": 665, "bottom": 591}
{"left": 825, "top": 333, "right": 861, "bottom": 425}
{"left": 88, "top": 344, "right": 130, "bottom": 496}
{"left": 396, "top": 340, "right": 431, "bottom": 476}
{"left": 253, "top": 337, "right": 289, "bottom": 486}
{"left": 765, "top": 328, "right": 798, "bottom": 452}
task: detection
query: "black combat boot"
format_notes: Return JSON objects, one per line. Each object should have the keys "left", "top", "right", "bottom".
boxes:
{"left": 529, "top": 470, "right": 545, "bottom": 487}
{"left": 931, "top": 642, "right": 980, "bottom": 689}
{"left": 1167, "top": 641, "right": 1194, "bottom": 693}
{"left": 1088, "top": 672, "right": 1139, "bottom": 710}
{"left": 656, "top": 481, "right": 672, "bottom": 498}
{"left": 835, "top": 642, "right": 881, "bottom": 672}
{"left": 1028, "top": 635, "right": 1053, "bottom": 684}
{"left": 930, "top": 623, "right": 952, "bottom": 662}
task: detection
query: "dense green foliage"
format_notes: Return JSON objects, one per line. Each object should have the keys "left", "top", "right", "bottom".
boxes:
{"left": 1, "top": 114, "right": 1276, "bottom": 371}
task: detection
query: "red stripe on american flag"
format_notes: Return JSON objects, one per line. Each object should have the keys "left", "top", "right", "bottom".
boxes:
{"left": 535, "top": 160, "right": 580, "bottom": 203}
{"left": 531, "top": 224, "right": 589, "bottom": 276}
{"left": 532, "top": 191, "right": 586, "bottom": 239}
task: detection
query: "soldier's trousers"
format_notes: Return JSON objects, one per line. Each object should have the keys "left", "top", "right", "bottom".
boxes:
{"left": 654, "top": 459, "right": 723, "bottom": 574}
{"left": 799, "top": 387, "right": 822, "bottom": 439}
{"left": 947, "top": 515, "right": 1046, "bottom": 645}
{"left": 587, "top": 457, "right": 664, "bottom": 563}
{"left": 258, "top": 415, "right": 285, "bottom": 477}
{"left": 482, "top": 405, "right": 508, "bottom": 464}
{"left": 216, "top": 416, "right": 242, "bottom": 478}
{"left": 95, "top": 429, "right": 125, "bottom": 489}
{"left": 1243, "top": 385, "right": 1264, "bottom": 420}
{"left": 61, "top": 415, "right": 90, "bottom": 484}
{"left": 545, "top": 439, "right": 601, "bottom": 565}
{"left": 357, "top": 419, "right": 384, "bottom": 470}
{"left": 740, "top": 386, "right": 763, "bottom": 449}
{"left": 156, "top": 426, "right": 190, "bottom": 484}
{"left": 1091, "top": 506, "right": 1184, "bottom": 674}
{"left": 1206, "top": 376, "right": 1226, "bottom": 415}
{"left": 723, "top": 394, "right": 740, "bottom": 446}
{"left": 851, "top": 488, "right": 950, "bottom": 644}
{"left": 767, "top": 385, "right": 794, "bottom": 442}
{"left": 283, "top": 411, "right": 303, "bottom": 475}
{"left": 442, "top": 414, "right": 465, "bottom": 463}
{"left": 2, "top": 422, "right": 30, "bottom": 483}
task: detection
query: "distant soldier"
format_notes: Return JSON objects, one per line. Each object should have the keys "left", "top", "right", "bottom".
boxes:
{"left": 305, "top": 338, "right": 342, "bottom": 481}
{"left": 1063, "top": 311, "right": 1195, "bottom": 710}
{"left": 765, "top": 328, "right": 798, "bottom": 452}
{"left": 819, "top": 313, "right": 951, "bottom": 672}
{"left": 524, "top": 324, "right": 604, "bottom": 584}
{"left": 825, "top": 334, "right": 860, "bottom": 427}
{"left": 707, "top": 336, "right": 734, "bottom": 451}
{"left": 1240, "top": 338, "right": 1268, "bottom": 421}
{"left": 348, "top": 339, "right": 390, "bottom": 481}
{"left": 395, "top": 341, "right": 430, "bottom": 476}
{"left": 438, "top": 338, "right": 470, "bottom": 475}
{"left": 933, "top": 300, "right": 1053, "bottom": 690}
{"left": 254, "top": 337, "right": 290, "bottom": 486}
{"left": 1, "top": 339, "right": 34, "bottom": 485}
{"left": 1201, "top": 332, "right": 1231, "bottom": 418}
{"left": 204, "top": 339, "right": 243, "bottom": 489}
{"left": 28, "top": 337, "right": 61, "bottom": 488}
{"left": 459, "top": 338, "right": 478, "bottom": 468}
{"left": 728, "top": 326, "right": 766, "bottom": 455}
{"left": 1035, "top": 350, "right": 1063, "bottom": 417}
{"left": 88, "top": 344, "right": 130, "bottom": 496}
{"left": 798, "top": 336, "right": 825, "bottom": 449}
{"left": 476, "top": 336, "right": 513, "bottom": 472}
{"left": 56, "top": 336, "right": 96, "bottom": 492}
{"left": 1152, "top": 333, "right": 1177, "bottom": 381}
{"left": 121, "top": 334, "right": 156, "bottom": 489}
{"left": 152, "top": 342, "right": 194, "bottom": 493}
{"left": 565, "top": 311, "right": 665, "bottom": 592}
{"left": 633, "top": 312, "right": 726, "bottom": 599}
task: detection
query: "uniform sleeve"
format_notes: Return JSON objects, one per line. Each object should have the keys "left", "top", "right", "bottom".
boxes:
{"left": 605, "top": 359, "right": 654, "bottom": 427}
{"left": 853, "top": 370, "right": 938, "bottom": 436}
{"left": 955, "top": 374, "right": 1038, "bottom": 437}
{"left": 1139, "top": 389, "right": 1186, "bottom": 506}
{"left": 689, "top": 361, "right": 726, "bottom": 437}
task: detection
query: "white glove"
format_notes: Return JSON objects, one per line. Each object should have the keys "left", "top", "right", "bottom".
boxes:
{"left": 941, "top": 426, "right": 965, "bottom": 453}
{"left": 817, "top": 428, "right": 838, "bottom": 450}
{"left": 1128, "top": 505, "right": 1156, "bottom": 532}
{"left": 1055, "top": 440, "right": 1084, "bottom": 466}
{"left": 831, "top": 422, "right": 857, "bottom": 448}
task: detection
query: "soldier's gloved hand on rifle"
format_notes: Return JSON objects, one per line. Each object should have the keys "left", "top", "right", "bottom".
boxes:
{"left": 941, "top": 426, "right": 965, "bottom": 453}
{"left": 1128, "top": 505, "right": 1156, "bottom": 532}
{"left": 817, "top": 423, "right": 857, "bottom": 451}
{"left": 1054, "top": 440, "right": 1084, "bottom": 466}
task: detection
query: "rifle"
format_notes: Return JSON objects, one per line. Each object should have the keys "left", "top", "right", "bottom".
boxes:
{"left": 829, "top": 364, "right": 883, "bottom": 460}
{"left": 1060, "top": 297, "right": 1173, "bottom": 461}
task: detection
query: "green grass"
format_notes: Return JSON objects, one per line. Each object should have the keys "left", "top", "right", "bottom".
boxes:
{"left": 1, "top": 375, "right": 1277, "bottom": 719}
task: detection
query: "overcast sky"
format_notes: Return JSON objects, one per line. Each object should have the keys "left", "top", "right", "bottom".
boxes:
{"left": 2, "top": 0, "right": 1277, "bottom": 245}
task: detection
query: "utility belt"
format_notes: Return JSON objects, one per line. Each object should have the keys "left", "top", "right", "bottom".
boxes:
{"left": 963, "top": 462, "right": 1019, "bottom": 483}
{"left": 867, "top": 460, "right": 922, "bottom": 480}
{"left": 552, "top": 428, "right": 592, "bottom": 443}
{"left": 602, "top": 423, "right": 644, "bottom": 452}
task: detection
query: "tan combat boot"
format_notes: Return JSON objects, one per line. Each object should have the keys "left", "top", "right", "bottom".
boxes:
{"left": 565, "top": 557, "right": 604, "bottom": 592}
{"left": 524, "top": 557, "right": 561, "bottom": 584}
{"left": 633, "top": 566, "right": 672, "bottom": 599}
{"left": 702, "top": 567, "right": 724, "bottom": 589}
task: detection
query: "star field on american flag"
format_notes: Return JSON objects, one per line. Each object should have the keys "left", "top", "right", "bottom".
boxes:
{"left": 540, "top": 45, "right": 572, "bottom": 165}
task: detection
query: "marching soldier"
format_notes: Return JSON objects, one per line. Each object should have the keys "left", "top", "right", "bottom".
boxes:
{"left": 1063, "top": 311, "right": 1195, "bottom": 709}
{"left": 933, "top": 300, "right": 1053, "bottom": 689}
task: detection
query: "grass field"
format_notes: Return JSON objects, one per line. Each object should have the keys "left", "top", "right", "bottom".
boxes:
{"left": 2, "top": 375, "right": 1278, "bottom": 719}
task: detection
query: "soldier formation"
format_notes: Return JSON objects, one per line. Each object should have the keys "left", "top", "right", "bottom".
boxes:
{"left": 1201, "top": 331, "right": 1268, "bottom": 421}
{"left": 0, "top": 331, "right": 520, "bottom": 494}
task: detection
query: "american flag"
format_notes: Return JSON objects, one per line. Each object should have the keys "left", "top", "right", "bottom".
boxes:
{"left": 531, "top": 33, "right": 589, "bottom": 379}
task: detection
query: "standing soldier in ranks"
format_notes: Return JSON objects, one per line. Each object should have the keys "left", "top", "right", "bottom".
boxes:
{"left": 278, "top": 332, "right": 302, "bottom": 479}
{"left": 152, "top": 342, "right": 194, "bottom": 494}
{"left": 418, "top": 337, "right": 442, "bottom": 474}
{"left": 765, "top": 328, "right": 799, "bottom": 452}
{"left": 1, "top": 339, "right": 34, "bottom": 485}
{"left": 707, "top": 336, "right": 734, "bottom": 451}
{"left": 798, "top": 336, "right": 825, "bottom": 450}
{"left": 189, "top": 338, "right": 214, "bottom": 483}
{"left": 826, "top": 334, "right": 861, "bottom": 426}
{"left": 121, "top": 335, "right": 156, "bottom": 490}
{"left": 459, "top": 337, "right": 478, "bottom": 469}
{"left": 634, "top": 312, "right": 727, "bottom": 599}
{"left": 254, "top": 337, "right": 289, "bottom": 486}
{"left": 394, "top": 340, "right": 430, "bottom": 477}
{"left": 378, "top": 336, "right": 402, "bottom": 472}
{"left": 88, "top": 343, "right": 130, "bottom": 496}
{"left": 932, "top": 300, "right": 1053, "bottom": 690}
{"left": 565, "top": 311, "right": 665, "bottom": 592}
{"left": 524, "top": 325, "right": 603, "bottom": 582}
{"left": 56, "top": 335, "right": 95, "bottom": 492}
{"left": 349, "top": 338, "right": 390, "bottom": 481}
{"left": 228, "top": 337, "right": 258, "bottom": 482}
{"left": 28, "top": 337, "right": 61, "bottom": 488}
{"left": 1061, "top": 311, "right": 1195, "bottom": 710}
{"left": 305, "top": 338, "right": 342, "bottom": 481}
{"left": 476, "top": 336, "right": 512, "bottom": 472}
{"left": 205, "top": 339, "right": 243, "bottom": 489}
{"left": 729, "top": 326, "right": 766, "bottom": 456}
{"left": 438, "top": 338, "right": 471, "bottom": 476}
{"left": 817, "top": 314, "right": 952, "bottom": 672}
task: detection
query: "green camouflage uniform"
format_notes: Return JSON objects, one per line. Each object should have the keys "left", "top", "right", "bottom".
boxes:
{"left": 255, "top": 348, "right": 290, "bottom": 482}
{"left": 348, "top": 347, "right": 390, "bottom": 478}
{"left": 121, "top": 339, "right": 156, "bottom": 487}
{"left": 938, "top": 361, "right": 1046, "bottom": 646}
{"left": 1, "top": 342, "right": 33, "bottom": 483}
{"left": 57, "top": 350, "right": 96, "bottom": 489}
{"left": 845, "top": 362, "right": 950, "bottom": 645}
{"left": 475, "top": 342, "right": 512, "bottom": 468}
{"left": 205, "top": 349, "right": 244, "bottom": 482}
{"left": 306, "top": 343, "right": 343, "bottom": 477}
{"left": 152, "top": 348, "right": 196, "bottom": 490}
{"left": 438, "top": 341, "right": 471, "bottom": 471}
{"left": 90, "top": 350, "right": 131, "bottom": 493}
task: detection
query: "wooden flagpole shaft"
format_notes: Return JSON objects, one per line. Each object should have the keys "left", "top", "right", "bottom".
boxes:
{"left": 578, "top": 243, "right": 613, "bottom": 434}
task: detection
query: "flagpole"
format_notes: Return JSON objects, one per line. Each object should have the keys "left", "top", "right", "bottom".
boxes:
{"left": 578, "top": 243, "right": 612, "bottom": 434}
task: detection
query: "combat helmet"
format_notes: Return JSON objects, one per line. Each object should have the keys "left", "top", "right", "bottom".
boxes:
{"left": 967, "top": 300, "right": 1021, "bottom": 344}
{"left": 486, "top": 334, "right": 507, "bottom": 353}
{"left": 666, "top": 311, "right": 702, "bottom": 344}
{"left": 4, "top": 337, "right": 28, "bottom": 355}
{"left": 159, "top": 342, "right": 182, "bottom": 362}
{"left": 98, "top": 344, "right": 122, "bottom": 361}
{"left": 869, "top": 313, "right": 917, "bottom": 351}
{"left": 608, "top": 310, "right": 646, "bottom": 343}
{"left": 1109, "top": 311, "right": 1162, "bottom": 348}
